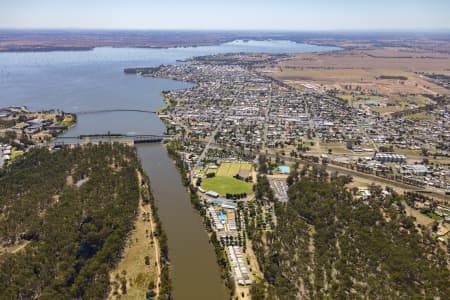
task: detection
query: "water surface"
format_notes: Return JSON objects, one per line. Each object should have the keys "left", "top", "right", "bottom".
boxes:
{"left": 0, "top": 40, "right": 338, "bottom": 299}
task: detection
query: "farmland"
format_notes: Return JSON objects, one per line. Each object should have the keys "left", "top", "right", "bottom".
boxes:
{"left": 258, "top": 47, "right": 450, "bottom": 96}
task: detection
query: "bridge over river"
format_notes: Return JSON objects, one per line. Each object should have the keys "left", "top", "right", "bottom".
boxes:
{"left": 56, "top": 133, "right": 173, "bottom": 145}
{"left": 75, "top": 109, "right": 157, "bottom": 115}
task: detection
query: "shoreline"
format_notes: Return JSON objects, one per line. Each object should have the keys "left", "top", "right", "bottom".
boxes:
{"left": 0, "top": 108, "right": 77, "bottom": 166}
{"left": 107, "top": 169, "right": 165, "bottom": 299}
{"left": 0, "top": 39, "right": 343, "bottom": 54}
{"left": 156, "top": 73, "right": 234, "bottom": 296}
{"left": 164, "top": 140, "right": 234, "bottom": 297}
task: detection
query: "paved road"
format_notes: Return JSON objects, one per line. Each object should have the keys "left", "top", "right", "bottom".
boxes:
{"left": 261, "top": 86, "right": 272, "bottom": 150}
{"left": 196, "top": 91, "right": 240, "bottom": 165}
{"left": 188, "top": 139, "right": 449, "bottom": 203}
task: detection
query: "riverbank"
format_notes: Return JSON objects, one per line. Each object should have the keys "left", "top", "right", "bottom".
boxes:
{"left": 137, "top": 144, "right": 228, "bottom": 300}
{"left": 0, "top": 143, "right": 150, "bottom": 298}
{"left": 0, "top": 38, "right": 344, "bottom": 300}
{"left": 164, "top": 140, "right": 264, "bottom": 299}
{"left": 165, "top": 141, "right": 234, "bottom": 296}
{"left": 157, "top": 91, "right": 173, "bottom": 115}
{"left": 107, "top": 170, "right": 162, "bottom": 300}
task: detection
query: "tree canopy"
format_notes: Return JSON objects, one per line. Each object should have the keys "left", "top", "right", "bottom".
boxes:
{"left": 250, "top": 167, "right": 449, "bottom": 299}
{"left": 0, "top": 143, "right": 146, "bottom": 299}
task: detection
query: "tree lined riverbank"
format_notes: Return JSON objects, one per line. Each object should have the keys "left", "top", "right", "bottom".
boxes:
{"left": 0, "top": 143, "right": 162, "bottom": 299}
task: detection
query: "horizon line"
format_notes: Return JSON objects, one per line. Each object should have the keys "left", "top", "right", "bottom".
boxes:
{"left": 1, "top": 27, "right": 450, "bottom": 33}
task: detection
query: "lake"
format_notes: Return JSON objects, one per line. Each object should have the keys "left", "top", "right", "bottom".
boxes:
{"left": 0, "top": 40, "right": 338, "bottom": 299}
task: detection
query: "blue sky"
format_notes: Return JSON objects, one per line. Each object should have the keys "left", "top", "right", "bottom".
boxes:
{"left": 1, "top": 0, "right": 449, "bottom": 30}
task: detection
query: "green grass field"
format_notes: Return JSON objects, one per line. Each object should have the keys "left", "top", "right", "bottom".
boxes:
{"left": 62, "top": 115, "right": 76, "bottom": 127}
{"left": 426, "top": 212, "right": 443, "bottom": 221}
{"left": 11, "top": 149, "right": 24, "bottom": 160}
{"left": 336, "top": 94, "right": 353, "bottom": 101}
{"left": 201, "top": 176, "right": 253, "bottom": 195}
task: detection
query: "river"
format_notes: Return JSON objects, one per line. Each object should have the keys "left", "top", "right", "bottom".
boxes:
{"left": 0, "top": 40, "right": 338, "bottom": 299}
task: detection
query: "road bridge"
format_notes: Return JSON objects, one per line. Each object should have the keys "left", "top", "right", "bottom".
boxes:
{"left": 75, "top": 109, "right": 156, "bottom": 115}
{"left": 56, "top": 133, "right": 173, "bottom": 144}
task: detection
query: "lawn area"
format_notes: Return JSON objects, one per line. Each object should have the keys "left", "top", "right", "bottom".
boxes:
{"left": 216, "top": 162, "right": 253, "bottom": 177}
{"left": 11, "top": 149, "right": 24, "bottom": 160}
{"left": 62, "top": 115, "right": 76, "bottom": 127}
{"left": 336, "top": 94, "right": 353, "bottom": 101}
{"left": 441, "top": 232, "right": 450, "bottom": 242}
{"left": 426, "top": 212, "right": 443, "bottom": 221}
{"left": 201, "top": 176, "right": 253, "bottom": 195}
{"left": 239, "top": 163, "right": 252, "bottom": 171}
{"left": 216, "top": 163, "right": 231, "bottom": 176}
{"left": 228, "top": 163, "right": 240, "bottom": 176}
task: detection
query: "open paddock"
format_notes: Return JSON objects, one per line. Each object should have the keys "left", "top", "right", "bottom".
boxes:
{"left": 259, "top": 48, "right": 450, "bottom": 96}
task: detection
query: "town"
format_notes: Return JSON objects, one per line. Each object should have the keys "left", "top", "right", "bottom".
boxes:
{"left": 132, "top": 53, "right": 450, "bottom": 296}
{"left": 140, "top": 56, "right": 449, "bottom": 195}
{"left": 2, "top": 0, "right": 450, "bottom": 298}
{"left": 0, "top": 106, "right": 76, "bottom": 167}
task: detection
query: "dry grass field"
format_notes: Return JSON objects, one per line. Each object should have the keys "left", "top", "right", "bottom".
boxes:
{"left": 108, "top": 172, "right": 159, "bottom": 300}
{"left": 304, "top": 38, "right": 450, "bottom": 53}
{"left": 108, "top": 206, "right": 158, "bottom": 300}
{"left": 216, "top": 162, "right": 253, "bottom": 177}
{"left": 258, "top": 48, "right": 450, "bottom": 95}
